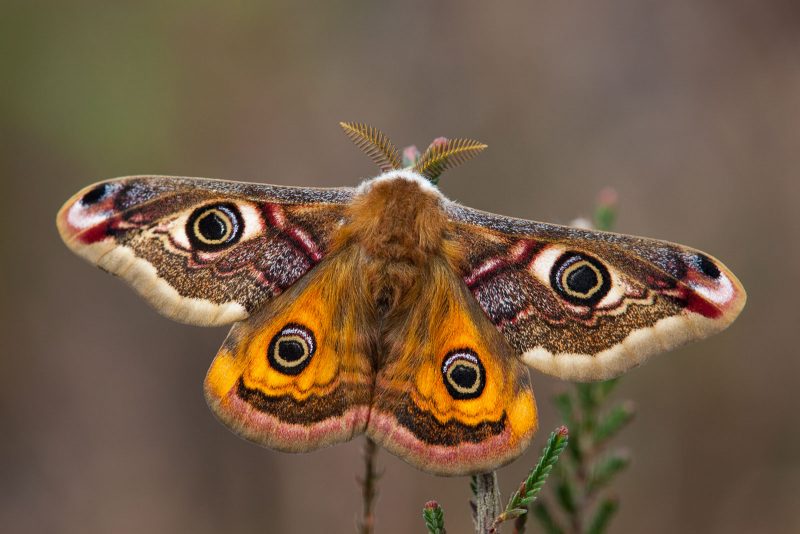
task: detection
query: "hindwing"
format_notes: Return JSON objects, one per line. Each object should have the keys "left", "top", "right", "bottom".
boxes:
{"left": 205, "top": 248, "right": 374, "bottom": 451}
{"left": 366, "top": 257, "right": 537, "bottom": 476}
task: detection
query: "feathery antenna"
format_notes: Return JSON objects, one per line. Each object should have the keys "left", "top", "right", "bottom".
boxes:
{"left": 339, "top": 122, "right": 488, "bottom": 184}
{"left": 413, "top": 138, "right": 488, "bottom": 184}
{"left": 339, "top": 122, "right": 402, "bottom": 173}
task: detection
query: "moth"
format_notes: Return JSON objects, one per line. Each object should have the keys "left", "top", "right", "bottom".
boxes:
{"left": 57, "top": 123, "right": 746, "bottom": 476}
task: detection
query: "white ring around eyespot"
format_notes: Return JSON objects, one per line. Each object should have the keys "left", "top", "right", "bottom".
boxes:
{"left": 166, "top": 201, "right": 265, "bottom": 252}
{"left": 279, "top": 326, "right": 316, "bottom": 354}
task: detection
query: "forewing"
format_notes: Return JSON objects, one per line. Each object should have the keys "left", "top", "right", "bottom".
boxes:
{"left": 204, "top": 249, "right": 373, "bottom": 451}
{"left": 366, "top": 257, "right": 537, "bottom": 476}
{"left": 446, "top": 202, "right": 747, "bottom": 381}
{"left": 57, "top": 176, "right": 353, "bottom": 326}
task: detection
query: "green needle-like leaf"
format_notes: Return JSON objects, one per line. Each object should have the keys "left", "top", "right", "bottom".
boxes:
{"left": 587, "top": 452, "right": 630, "bottom": 494}
{"left": 593, "top": 188, "right": 618, "bottom": 232}
{"left": 594, "top": 205, "right": 616, "bottom": 233}
{"left": 586, "top": 498, "right": 619, "bottom": 534}
{"left": 553, "top": 393, "right": 575, "bottom": 428}
{"left": 596, "top": 378, "right": 620, "bottom": 399}
{"left": 576, "top": 383, "right": 598, "bottom": 416}
{"left": 531, "top": 502, "right": 564, "bottom": 534}
{"left": 492, "top": 427, "right": 569, "bottom": 530}
{"left": 594, "top": 402, "right": 635, "bottom": 445}
{"left": 555, "top": 479, "right": 577, "bottom": 516}
{"left": 423, "top": 501, "right": 446, "bottom": 534}
{"left": 517, "top": 427, "right": 569, "bottom": 506}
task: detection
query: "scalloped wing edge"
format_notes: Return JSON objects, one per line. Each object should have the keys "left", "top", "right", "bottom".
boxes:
{"left": 523, "top": 293, "right": 745, "bottom": 382}
{"left": 58, "top": 237, "right": 248, "bottom": 326}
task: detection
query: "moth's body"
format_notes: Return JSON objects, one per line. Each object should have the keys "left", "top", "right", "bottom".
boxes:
{"left": 57, "top": 126, "right": 745, "bottom": 476}
{"left": 343, "top": 174, "right": 458, "bottom": 349}
{"left": 205, "top": 172, "right": 538, "bottom": 473}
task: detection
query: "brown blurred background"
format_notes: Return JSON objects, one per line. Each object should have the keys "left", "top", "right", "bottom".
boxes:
{"left": 2, "top": 1, "right": 799, "bottom": 532}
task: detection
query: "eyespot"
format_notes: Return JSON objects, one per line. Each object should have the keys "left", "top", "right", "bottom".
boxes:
{"left": 550, "top": 252, "right": 611, "bottom": 306}
{"left": 267, "top": 324, "right": 316, "bottom": 376}
{"left": 696, "top": 254, "right": 721, "bottom": 279}
{"left": 186, "top": 203, "right": 243, "bottom": 251}
{"left": 442, "top": 349, "right": 485, "bottom": 400}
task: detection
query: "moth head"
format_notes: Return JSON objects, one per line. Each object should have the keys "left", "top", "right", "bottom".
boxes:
{"left": 355, "top": 170, "right": 442, "bottom": 196}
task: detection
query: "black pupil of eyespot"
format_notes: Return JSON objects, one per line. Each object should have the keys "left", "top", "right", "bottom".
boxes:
{"left": 81, "top": 183, "right": 109, "bottom": 205}
{"left": 551, "top": 252, "right": 611, "bottom": 307}
{"left": 278, "top": 340, "right": 305, "bottom": 362}
{"left": 698, "top": 255, "right": 721, "bottom": 279}
{"left": 566, "top": 264, "right": 598, "bottom": 294}
{"left": 187, "top": 203, "right": 243, "bottom": 252}
{"left": 199, "top": 211, "right": 228, "bottom": 241}
{"left": 450, "top": 364, "right": 477, "bottom": 388}
{"left": 266, "top": 324, "right": 315, "bottom": 376}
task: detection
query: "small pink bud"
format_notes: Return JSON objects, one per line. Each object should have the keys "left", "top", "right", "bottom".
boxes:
{"left": 597, "top": 187, "right": 618, "bottom": 207}
{"left": 424, "top": 500, "right": 440, "bottom": 510}
{"left": 430, "top": 136, "right": 448, "bottom": 148}
{"left": 556, "top": 425, "right": 569, "bottom": 438}
{"left": 402, "top": 145, "right": 421, "bottom": 167}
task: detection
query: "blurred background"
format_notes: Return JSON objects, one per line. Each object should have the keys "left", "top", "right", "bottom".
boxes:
{"left": 2, "top": 1, "right": 798, "bottom": 532}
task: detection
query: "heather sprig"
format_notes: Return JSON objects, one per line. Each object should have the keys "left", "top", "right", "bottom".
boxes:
{"left": 530, "top": 189, "right": 634, "bottom": 534}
